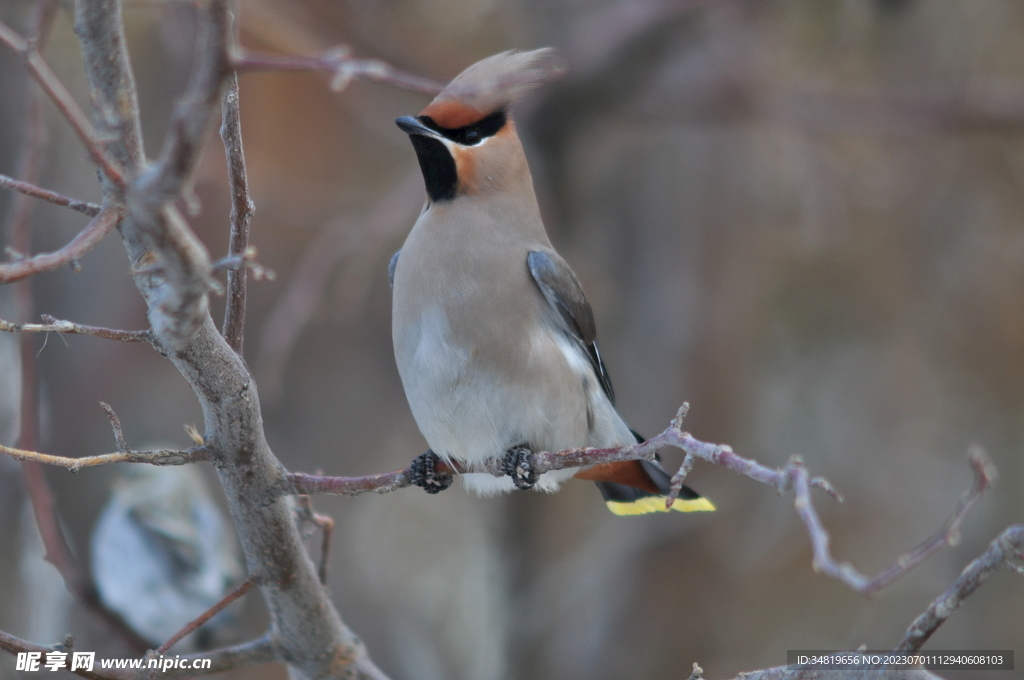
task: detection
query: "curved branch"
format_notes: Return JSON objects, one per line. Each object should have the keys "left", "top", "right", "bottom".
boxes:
{"left": 0, "top": 206, "right": 121, "bottom": 283}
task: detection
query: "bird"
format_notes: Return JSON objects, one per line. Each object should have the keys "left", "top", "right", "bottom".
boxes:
{"left": 390, "top": 48, "right": 714, "bottom": 516}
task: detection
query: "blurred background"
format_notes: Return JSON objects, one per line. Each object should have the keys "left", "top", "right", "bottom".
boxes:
{"left": 1, "top": 0, "right": 1023, "bottom": 678}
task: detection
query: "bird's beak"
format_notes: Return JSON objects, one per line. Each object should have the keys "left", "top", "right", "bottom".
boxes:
{"left": 396, "top": 116, "right": 439, "bottom": 138}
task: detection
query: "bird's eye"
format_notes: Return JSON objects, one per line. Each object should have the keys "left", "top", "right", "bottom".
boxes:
{"left": 464, "top": 129, "right": 480, "bottom": 144}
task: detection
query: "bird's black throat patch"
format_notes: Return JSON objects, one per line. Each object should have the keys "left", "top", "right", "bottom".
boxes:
{"left": 409, "top": 135, "right": 458, "bottom": 203}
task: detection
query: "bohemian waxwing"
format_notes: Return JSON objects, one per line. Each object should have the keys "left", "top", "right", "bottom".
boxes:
{"left": 391, "top": 48, "right": 714, "bottom": 515}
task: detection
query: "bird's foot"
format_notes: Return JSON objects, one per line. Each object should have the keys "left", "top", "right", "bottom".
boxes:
{"left": 410, "top": 450, "right": 453, "bottom": 494}
{"left": 502, "top": 445, "right": 537, "bottom": 490}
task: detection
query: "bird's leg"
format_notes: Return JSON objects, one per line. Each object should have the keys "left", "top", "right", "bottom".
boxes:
{"left": 410, "top": 450, "right": 453, "bottom": 494}
{"left": 502, "top": 445, "right": 537, "bottom": 490}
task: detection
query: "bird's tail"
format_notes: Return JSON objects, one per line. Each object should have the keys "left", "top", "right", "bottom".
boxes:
{"left": 594, "top": 458, "right": 715, "bottom": 516}
{"left": 576, "top": 430, "right": 715, "bottom": 516}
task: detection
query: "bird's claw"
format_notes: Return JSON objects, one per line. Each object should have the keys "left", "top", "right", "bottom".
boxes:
{"left": 410, "top": 450, "right": 453, "bottom": 494}
{"left": 502, "top": 445, "right": 537, "bottom": 490}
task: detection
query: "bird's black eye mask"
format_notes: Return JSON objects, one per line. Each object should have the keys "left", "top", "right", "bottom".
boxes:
{"left": 418, "top": 109, "right": 508, "bottom": 146}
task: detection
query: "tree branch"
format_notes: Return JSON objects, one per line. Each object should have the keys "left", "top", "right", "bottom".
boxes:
{"left": 0, "top": 442, "right": 206, "bottom": 471}
{"left": 155, "top": 576, "right": 258, "bottom": 655}
{"left": 0, "top": 314, "right": 154, "bottom": 343}
{"left": 0, "top": 174, "right": 101, "bottom": 217}
{"left": 894, "top": 524, "right": 1024, "bottom": 652}
{"left": 67, "top": 1, "right": 394, "bottom": 676}
{"left": 286, "top": 403, "right": 998, "bottom": 604}
{"left": 295, "top": 495, "right": 335, "bottom": 585}
{"left": 219, "top": 72, "right": 254, "bottom": 354}
{"left": 0, "top": 206, "right": 122, "bottom": 283}
{"left": 0, "top": 400, "right": 204, "bottom": 470}
{"left": 0, "top": 20, "right": 127, "bottom": 189}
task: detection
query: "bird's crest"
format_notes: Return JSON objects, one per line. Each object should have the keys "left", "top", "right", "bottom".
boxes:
{"left": 421, "top": 49, "right": 565, "bottom": 129}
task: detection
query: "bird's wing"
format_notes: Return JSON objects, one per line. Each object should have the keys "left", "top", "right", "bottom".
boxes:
{"left": 527, "top": 250, "right": 615, "bottom": 403}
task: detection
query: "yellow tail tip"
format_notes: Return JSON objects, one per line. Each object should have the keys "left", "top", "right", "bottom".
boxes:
{"left": 606, "top": 495, "right": 716, "bottom": 516}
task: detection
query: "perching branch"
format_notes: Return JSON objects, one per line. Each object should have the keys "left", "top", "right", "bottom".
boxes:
{"left": 285, "top": 403, "right": 997, "bottom": 603}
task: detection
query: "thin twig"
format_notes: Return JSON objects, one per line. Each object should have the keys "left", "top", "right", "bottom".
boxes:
{"left": 0, "top": 442, "right": 207, "bottom": 472}
{"left": 0, "top": 206, "right": 122, "bottom": 283}
{"left": 848, "top": 446, "right": 995, "bottom": 594}
{"left": 894, "top": 524, "right": 1024, "bottom": 652}
{"left": 219, "top": 71, "right": 255, "bottom": 353}
{"left": 0, "top": 173, "right": 102, "bottom": 217}
{"left": 155, "top": 576, "right": 258, "bottom": 655}
{"left": 234, "top": 46, "right": 445, "bottom": 95}
{"left": 99, "top": 402, "right": 129, "bottom": 452}
{"left": 211, "top": 247, "right": 273, "bottom": 279}
{"left": 295, "top": 496, "right": 334, "bottom": 585}
{"left": 786, "top": 448, "right": 995, "bottom": 597}
{"left": 0, "top": 315, "right": 154, "bottom": 343}
{"left": 0, "top": 20, "right": 127, "bottom": 188}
